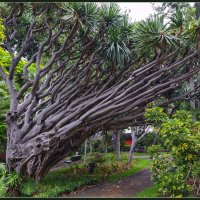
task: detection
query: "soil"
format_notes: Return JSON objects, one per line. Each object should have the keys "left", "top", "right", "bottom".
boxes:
{"left": 61, "top": 168, "right": 153, "bottom": 198}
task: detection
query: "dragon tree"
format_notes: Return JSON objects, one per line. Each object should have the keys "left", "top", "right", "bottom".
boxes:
{"left": 0, "top": 3, "right": 200, "bottom": 182}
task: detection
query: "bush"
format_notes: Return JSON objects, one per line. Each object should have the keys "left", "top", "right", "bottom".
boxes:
{"left": 95, "top": 162, "right": 129, "bottom": 178}
{"left": 0, "top": 163, "right": 22, "bottom": 197}
{"left": 147, "top": 145, "right": 162, "bottom": 158}
{"left": 145, "top": 108, "right": 200, "bottom": 197}
{"left": 89, "top": 154, "right": 106, "bottom": 163}
{"left": 107, "top": 146, "right": 114, "bottom": 152}
{"left": 21, "top": 179, "right": 38, "bottom": 196}
{"left": 92, "top": 140, "right": 101, "bottom": 152}
{"left": 151, "top": 154, "right": 192, "bottom": 197}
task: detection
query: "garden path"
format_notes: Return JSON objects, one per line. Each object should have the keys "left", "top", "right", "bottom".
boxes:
{"left": 61, "top": 168, "right": 153, "bottom": 198}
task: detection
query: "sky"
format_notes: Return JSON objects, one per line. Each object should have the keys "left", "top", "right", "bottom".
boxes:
{"left": 118, "top": 2, "right": 157, "bottom": 22}
{"left": 118, "top": 2, "right": 195, "bottom": 22}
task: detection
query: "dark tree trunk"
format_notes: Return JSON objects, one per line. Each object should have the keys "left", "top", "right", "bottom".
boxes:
{"left": 6, "top": 117, "right": 92, "bottom": 181}
{"left": 104, "top": 131, "right": 108, "bottom": 154}
{"left": 83, "top": 139, "right": 88, "bottom": 165}
{"left": 116, "top": 130, "right": 121, "bottom": 161}
{"left": 88, "top": 140, "right": 92, "bottom": 157}
{"left": 195, "top": 3, "right": 200, "bottom": 19}
{"left": 112, "top": 131, "right": 117, "bottom": 150}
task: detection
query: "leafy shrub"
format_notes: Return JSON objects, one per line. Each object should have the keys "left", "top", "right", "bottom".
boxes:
{"left": 94, "top": 162, "right": 129, "bottom": 178}
{"left": 107, "top": 146, "right": 114, "bottom": 152}
{"left": 145, "top": 107, "right": 200, "bottom": 197}
{"left": 151, "top": 154, "right": 192, "bottom": 197}
{"left": 68, "top": 165, "right": 88, "bottom": 175}
{"left": 92, "top": 140, "right": 101, "bottom": 152}
{"left": 0, "top": 163, "right": 22, "bottom": 197}
{"left": 147, "top": 145, "right": 162, "bottom": 158}
{"left": 32, "top": 175, "right": 103, "bottom": 197}
{"left": 89, "top": 154, "right": 106, "bottom": 163}
{"left": 21, "top": 180, "right": 38, "bottom": 196}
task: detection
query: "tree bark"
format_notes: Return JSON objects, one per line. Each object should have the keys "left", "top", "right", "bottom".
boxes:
{"left": 153, "top": 132, "right": 158, "bottom": 145}
{"left": 104, "top": 131, "right": 108, "bottom": 154}
{"left": 116, "top": 130, "right": 121, "bottom": 161}
{"left": 195, "top": 2, "right": 200, "bottom": 19}
{"left": 83, "top": 139, "right": 88, "bottom": 165}
{"left": 128, "top": 126, "right": 137, "bottom": 164}
{"left": 128, "top": 126, "right": 150, "bottom": 164}
{"left": 88, "top": 139, "right": 92, "bottom": 157}
{"left": 6, "top": 119, "right": 92, "bottom": 181}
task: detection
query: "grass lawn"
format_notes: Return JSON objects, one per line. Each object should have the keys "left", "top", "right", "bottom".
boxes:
{"left": 107, "top": 158, "right": 151, "bottom": 182}
{"left": 135, "top": 184, "right": 160, "bottom": 197}
{"left": 133, "top": 152, "right": 149, "bottom": 156}
{"left": 20, "top": 152, "right": 151, "bottom": 197}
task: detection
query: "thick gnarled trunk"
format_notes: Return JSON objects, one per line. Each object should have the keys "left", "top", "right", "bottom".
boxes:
{"left": 6, "top": 119, "right": 91, "bottom": 181}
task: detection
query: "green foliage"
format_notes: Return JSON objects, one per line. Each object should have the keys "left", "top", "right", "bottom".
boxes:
{"left": 145, "top": 107, "right": 200, "bottom": 197}
{"left": 169, "top": 6, "right": 185, "bottom": 29}
{"left": 89, "top": 154, "right": 106, "bottom": 164}
{"left": 0, "top": 163, "right": 22, "bottom": 197}
{"left": 31, "top": 175, "right": 103, "bottom": 198}
{"left": 20, "top": 180, "right": 39, "bottom": 196}
{"left": 135, "top": 131, "right": 165, "bottom": 150}
{"left": 0, "top": 163, "right": 6, "bottom": 196}
{"left": 0, "top": 81, "right": 9, "bottom": 151}
{"left": 0, "top": 47, "right": 36, "bottom": 82}
{"left": 5, "top": 172, "right": 22, "bottom": 188}
{"left": 147, "top": 145, "right": 162, "bottom": 158}
{"left": 100, "top": 3, "right": 121, "bottom": 27}
{"left": 107, "top": 146, "right": 114, "bottom": 153}
{"left": 0, "top": 21, "right": 9, "bottom": 147}
{"left": 107, "top": 158, "right": 151, "bottom": 182}
{"left": 95, "top": 161, "right": 129, "bottom": 178}
{"left": 0, "top": 18, "right": 5, "bottom": 42}
{"left": 145, "top": 107, "right": 168, "bottom": 123}
{"left": 135, "top": 184, "right": 160, "bottom": 197}
{"left": 133, "top": 14, "right": 179, "bottom": 58}
{"left": 151, "top": 154, "right": 192, "bottom": 197}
